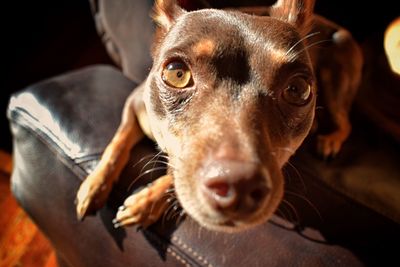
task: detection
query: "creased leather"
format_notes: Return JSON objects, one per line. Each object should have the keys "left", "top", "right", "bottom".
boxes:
{"left": 8, "top": 65, "right": 133, "bottom": 177}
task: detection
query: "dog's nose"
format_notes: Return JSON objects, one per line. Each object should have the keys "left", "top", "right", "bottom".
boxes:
{"left": 200, "top": 160, "right": 269, "bottom": 215}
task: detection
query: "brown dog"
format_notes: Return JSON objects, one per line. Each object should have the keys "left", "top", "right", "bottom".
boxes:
{"left": 76, "top": 0, "right": 362, "bottom": 232}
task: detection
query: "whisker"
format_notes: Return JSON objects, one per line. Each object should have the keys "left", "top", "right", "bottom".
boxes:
{"left": 175, "top": 210, "right": 186, "bottom": 226}
{"left": 284, "top": 161, "right": 307, "bottom": 192}
{"left": 154, "top": 153, "right": 185, "bottom": 169}
{"left": 161, "top": 202, "right": 176, "bottom": 227}
{"left": 275, "top": 208, "right": 290, "bottom": 222}
{"left": 167, "top": 199, "right": 179, "bottom": 220}
{"left": 279, "top": 202, "right": 296, "bottom": 223}
{"left": 145, "top": 160, "right": 176, "bottom": 170}
{"left": 286, "top": 31, "right": 321, "bottom": 56}
{"left": 166, "top": 198, "right": 173, "bottom": 204}
{"left": 165, "top": 187, "right": 175, "bottom": 194}
{"left": 277, "top": 147, "right": 295, "bottom": 155}
{"left": 128, "top": 166, "right": 168, "bottom": 191}
{"left": 166, "top": 200, "right": 180, "bottom": 221}
{"left": 154, "top": 154, "right": 171, "bottom": 161}
{"left": 170, "top": 205, "right": 182, "bottom": 222}
{"left": 269, "top": 215, "right": 296, "bottom": 231}
{"left": 271, "top": 147, "right": 296, "bottom": 171}
{"left": 163, "top": 192, "right": 176, "bottom": 201}
{"left": 150, "top": 153, "right": 161, "bottom": 180}
{"left": 130, "top": 153, "right": 161, "bottom": 169}
{"left": 139, "top": 150, "right": 163, "bottom": 174}
{"left": 289, "top": 39, "right": 332, "bottom": 62}
{"left": 282, "top": 199, "right": 300, "bottom": 224}
{"left": 285, "top": 191, "right": 322, "bottom": 221}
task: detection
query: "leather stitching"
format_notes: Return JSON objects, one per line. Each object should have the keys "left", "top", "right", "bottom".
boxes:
{"left": 142, "top": 229, "right": 200, "bottom": 266}
{"left": 166, "top": 247, "right": 192, "bottom": 267}
{"left": 172, "top": 236, "right": 213, "bottom": 267}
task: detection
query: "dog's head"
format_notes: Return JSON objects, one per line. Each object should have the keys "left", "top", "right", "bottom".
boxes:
{"left": 143, "top": 0, "right": 316, "bottom": 232}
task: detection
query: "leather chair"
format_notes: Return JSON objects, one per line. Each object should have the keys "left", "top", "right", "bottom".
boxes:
{"left": 7, "top": 1, "right": 399, "bottom": 266}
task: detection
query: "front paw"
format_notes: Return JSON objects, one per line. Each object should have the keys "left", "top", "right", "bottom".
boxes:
{"left": 75, "top": 165, "right": 113, "bottom": 221}
{"left": 113, "top": 175, "right": 173, "bottom": 228}
{"left": 316, "top": 132, "right": 346, "bottom": 159}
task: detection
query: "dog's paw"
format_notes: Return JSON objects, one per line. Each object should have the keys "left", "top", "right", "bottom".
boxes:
{"left": 316, "top": 132, "right": 346, "bottom": 160}
{"left": 113, "top": 175, "right": 173, "bottom": 228}
{"left": 75, "top": 165, "right": 114, "bottom": 221}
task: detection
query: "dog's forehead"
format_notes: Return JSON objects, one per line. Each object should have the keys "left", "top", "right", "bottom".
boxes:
{"left": 161, "top": 9, "right": 305, "bottom": 62}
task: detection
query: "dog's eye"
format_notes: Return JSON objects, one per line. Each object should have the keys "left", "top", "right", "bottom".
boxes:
{"left": 162, "top": 61, "right": 192, "bottom": 88}
{"left": 282, "top": 77, "right": 312, "bottom": 106}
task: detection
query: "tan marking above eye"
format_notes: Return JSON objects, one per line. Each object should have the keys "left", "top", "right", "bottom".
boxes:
{"left": 282, "top": 77, "right": 312, "bottom": 106}
{"left": 162, "top": 61, "right": 192, "bottom": 88}
{"left": 192, "top": 39, "right": 215, "bottom": 57}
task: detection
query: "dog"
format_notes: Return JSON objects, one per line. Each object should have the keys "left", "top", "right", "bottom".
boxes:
{"left": 76, "top": 0, "right": 362, "bottom": 232}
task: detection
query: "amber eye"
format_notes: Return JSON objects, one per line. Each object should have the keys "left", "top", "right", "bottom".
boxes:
{"left": 282, "top": 77, "right": 312, "bottom": 106}
{"left": 162, "top": 61, "right": 192, "bottom": 88}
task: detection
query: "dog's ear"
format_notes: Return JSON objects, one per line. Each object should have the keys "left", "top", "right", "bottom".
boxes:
{"left": 269, "top": 0, "right": 315, "bottom": 35}
{"left": 152, "top": 0, "right": 186, "bottom": 31}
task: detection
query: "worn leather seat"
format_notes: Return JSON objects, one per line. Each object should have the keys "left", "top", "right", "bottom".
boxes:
{"left": 8, "top": 64, "right": 399, "bottom": 267}
{"left": 7, "top": 0, "right": 399, "bottom": 266}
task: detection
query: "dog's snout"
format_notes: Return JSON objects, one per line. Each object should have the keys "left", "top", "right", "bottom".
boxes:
{"left": 200, "top": 160, "right": 269, "bottom": 215}
{"left": 203, "top": 178, "right": 237, "bottom": 209}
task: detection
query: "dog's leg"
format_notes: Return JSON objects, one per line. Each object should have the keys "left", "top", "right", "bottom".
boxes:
{"left": 317, "top": 110, "right": 351, "bottom": 158}
{"left": 316, "top": 67, "right": 355, "bottom": 158}
{"left": 314, "top": 27, "right": 363, "bottom": 159}
{"left": 113, "top": 174, "right": 173, "bottom": 228}
{"left": 76, "top": 90, "right": 145, "bottom": 220}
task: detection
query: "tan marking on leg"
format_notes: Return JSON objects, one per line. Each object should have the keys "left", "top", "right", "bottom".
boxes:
{"left": 76, "top": 92, "right": 145, "bottom": 220}
{"left": 114, "top": 175, "right": 173, "bottom": 228}
{"left": 317, "top": 112, "right": 351, "bottom": 158}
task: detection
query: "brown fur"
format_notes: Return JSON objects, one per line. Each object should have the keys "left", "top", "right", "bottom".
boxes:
{"left": 76, "top": 0, "right": 362, "bottom": 232}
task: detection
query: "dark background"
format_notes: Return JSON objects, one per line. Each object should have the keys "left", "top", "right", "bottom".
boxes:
{"left": 1, "top": 0, "right": 399, "bottom": 152}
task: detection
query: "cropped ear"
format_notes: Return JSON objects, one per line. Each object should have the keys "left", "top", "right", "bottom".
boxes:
{"left": 269, "top": 0, "right": 315, "bottom": 35}
{"left": 152, "top": 0, "right": 186, "bottom": 31}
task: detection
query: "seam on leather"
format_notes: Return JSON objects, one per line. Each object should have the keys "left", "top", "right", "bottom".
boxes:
{"left": 73, "top": 154, "right": 102, "bottom": 164}
{"left": 8, "top": 108, "right": 192, "bottom": 266}
{"left": 8, "top": 106, "right": 93, "bottom": 181}
{"left": 166, "top": 247, "right": 192, "bottom": 267}
{"left": 8, "top": 97, "right": 91, "bottom": 159}
{"left": 171, "top": 236, "right": 213, "bottom": 267}
{"left": 163, "top": 242, "right": 198, "bottom": 267}
{"left": 142, "top": 229, "right": 201, "bottom": 267}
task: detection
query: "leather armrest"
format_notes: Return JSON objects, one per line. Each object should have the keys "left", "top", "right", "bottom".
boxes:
{"left": 7, "top": 65, "right": 395, "bottom": 266}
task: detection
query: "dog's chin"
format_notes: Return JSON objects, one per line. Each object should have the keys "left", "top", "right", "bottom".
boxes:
{"left": 192, "top": 210, "right": 275, "bottom": 233}
{"left": 176, "top": 187, "right": 283, "bottom": 233}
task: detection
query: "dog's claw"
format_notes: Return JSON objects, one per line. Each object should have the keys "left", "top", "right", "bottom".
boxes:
{"left": 76, "top": 189, "right": 92, "bottom": 221}
{"left": 118, "top": 205, "right": 126, "bottom": 211}
{"left": 112, "top": 174, "right": 173, "bottom": 228}
{"left": 316, "top": 133, "right": 345, "bottom": 160}
{"left": 76, "top": 202, "right": 87, "bottom": 221}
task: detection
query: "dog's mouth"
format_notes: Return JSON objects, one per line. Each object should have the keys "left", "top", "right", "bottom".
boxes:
{"left": 173, "top": 162, "right": 284, "bottom": 233}
{"left": 190, "top": 196, "right": 275, "bottom": 233}
{"left": 176, "top": 186, "right": 282, "bottom": 233}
